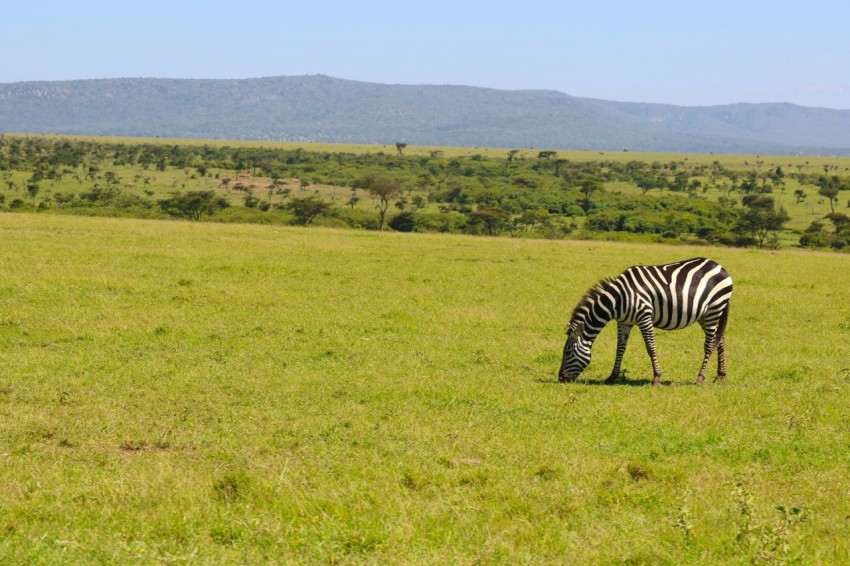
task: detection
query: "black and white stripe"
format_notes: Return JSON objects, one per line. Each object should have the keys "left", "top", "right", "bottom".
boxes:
{"left": 558, "top": 257, "right": 733, "bottom": 385}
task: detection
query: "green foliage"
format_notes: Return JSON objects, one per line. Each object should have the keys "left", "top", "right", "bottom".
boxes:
{"left": 285, "top": 195, "right": 330, "bottom": 226}
{"left": 388, "top": 211, "right": 416, "bottom": 232}
{"left": 734, "top": 195, "right": 790, "bottom": 248}
{"left": 357, "top": 172, "right": 402, "bottom": 231}
{"left": 468, "top": 207, "right": 510, "bottom": 235}
{"left": 2, "top": 135, "right": 850, "bottom": 249}
{"left": 800, "top": 212, "right": 850, "bottom": 250}
{"left": 158, "top": 190, "right": 230, "bottom": 221}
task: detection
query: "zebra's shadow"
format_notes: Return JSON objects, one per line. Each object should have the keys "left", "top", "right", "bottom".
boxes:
{"left": 536, "top": 377, "right": 681, "bottom": 387}
{"left": 580, "top": 378, "right": 675, "bottom": 387}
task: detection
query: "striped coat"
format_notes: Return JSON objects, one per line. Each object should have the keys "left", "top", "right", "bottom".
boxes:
{"left": 558, "top": 257, "right": 733, "bottom": 385}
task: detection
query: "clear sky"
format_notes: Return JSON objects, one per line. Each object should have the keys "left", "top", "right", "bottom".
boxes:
{"left": 2, "top": 0, "right": 848, "bottom": 109}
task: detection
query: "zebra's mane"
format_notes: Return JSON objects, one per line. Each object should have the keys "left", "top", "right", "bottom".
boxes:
{"left": 569, "top": 277, "right": 615, "bottom": 329}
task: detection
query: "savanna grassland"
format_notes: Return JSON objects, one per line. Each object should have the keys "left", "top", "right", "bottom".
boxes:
{"left": 1, "top": 212, "right": 849, "bottom": 564}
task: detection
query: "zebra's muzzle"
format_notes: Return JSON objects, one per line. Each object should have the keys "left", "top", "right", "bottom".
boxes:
{"left": 558, "top": 369, "right": 575, "bottom": 383}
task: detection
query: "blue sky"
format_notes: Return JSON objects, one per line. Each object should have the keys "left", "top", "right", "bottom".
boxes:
{"left": 2, "top": 0, "right": 848, "bottom": 108}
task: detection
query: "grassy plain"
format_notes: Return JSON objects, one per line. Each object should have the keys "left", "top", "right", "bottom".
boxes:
{"left": 1, "top": 212, "right": 850, "bottom": 563}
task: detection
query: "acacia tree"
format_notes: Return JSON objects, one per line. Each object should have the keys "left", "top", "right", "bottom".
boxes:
{"left": 470, "top": 207, "right": 510, "bottom": 235}
{"left": 577, "top": 178, "right": 604, "bottom": 213}
{"left": 26, "top": 181, "right": 40, "bottom": 205}
{"left": 357, "top": 172, "right": 401, "bottom": 231}
{"left": 159, "top": 190, "right": 229, "bottom": 221}
{"left": 817, "top": 176, "right": 840, "bottom": 213}
{"left": 286, "top": 196, "right": 330, "bottom": 226}
{"left": 735, "top": 194, "right": 789, "bottom": 247}
{"left": 552, "top": 159, "right": 568, "bottom": 178}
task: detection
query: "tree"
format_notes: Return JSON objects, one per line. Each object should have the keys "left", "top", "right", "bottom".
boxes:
{"left": 578, "top": 179, "right": 604, "bottom": 213}
{"left": 516, "top": 208, "right": 550, "bottom": 232}
{"left": 793, "top": 188, "right": 807, "bottom": 204}
{"left": 395, "top": 142, "right": 408, "bottom": 156}
{"left": 735, "top": 194, "right": 789, "bottom": 247}
{"left": 347, "top": 190, "right": 360, "bottom": 209}
{"left": 358, "top": 172, "right": 401, "bottom": 231}
{"left": 800, "top": 213, "right": 850, "bottom": 249}
{"left": 634, "top": 172, "right": 659, "bottom": 196}
{"left": 469, "top": 207, "right": 510, "bottom": 235}
{"left": 552, "top": 159, "right": 568, "bottom": 177}
{"left": 285, "top": 196, "right": 330, "bottom": 226}
{"left": 817, "top": 177, "right": 840, "bottom": 213}
{"left": 104, "top": 170, "right": 120, "bottom": 186}
{"left": 26, "top": 181, "right": 40, "bottom": 205}
{"left": 826, "top": 212, "right": 850, "bottom": 235}
{"left": 158, "top": 190, "right": 229, "bottom": 221}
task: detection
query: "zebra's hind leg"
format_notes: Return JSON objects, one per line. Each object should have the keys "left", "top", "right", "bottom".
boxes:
{"left": 696, "top": 326, "right": 718, "bottom": 385}
{"left": 714, "top": 335, "right": 727, "bottom": 383}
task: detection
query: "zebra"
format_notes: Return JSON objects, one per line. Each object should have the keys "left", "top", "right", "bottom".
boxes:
{"left": 558, "top": 257, "right": 733, "bottom": 385}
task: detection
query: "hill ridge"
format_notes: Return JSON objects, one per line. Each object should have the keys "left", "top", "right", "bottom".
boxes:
{"left": 2, "top": 75, "right": 850, "bottom": 155}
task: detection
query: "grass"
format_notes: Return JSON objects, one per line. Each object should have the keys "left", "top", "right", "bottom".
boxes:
{"left": 1, "top": 212, "right": 849, "bottom": 563}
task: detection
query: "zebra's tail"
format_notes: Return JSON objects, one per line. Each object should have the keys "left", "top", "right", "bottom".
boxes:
{"left": 714, "top": 300, "right": 730, "bottom": 349}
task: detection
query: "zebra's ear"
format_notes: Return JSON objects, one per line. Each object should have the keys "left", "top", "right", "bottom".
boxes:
{"left": 575, "top": 320, "right": 585, "bottom": 338}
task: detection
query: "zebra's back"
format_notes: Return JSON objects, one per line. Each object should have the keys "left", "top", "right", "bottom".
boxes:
{"left": 618, "top": 257, "right": 733, "bottom": 331}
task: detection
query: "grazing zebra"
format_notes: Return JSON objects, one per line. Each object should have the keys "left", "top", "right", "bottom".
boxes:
{"left": 558, "top": 257, "right": 733, "bottom": 385}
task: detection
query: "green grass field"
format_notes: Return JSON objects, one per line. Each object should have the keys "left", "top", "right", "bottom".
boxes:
{"left": 1, "top": 212, "right": 849, "bottom": 563}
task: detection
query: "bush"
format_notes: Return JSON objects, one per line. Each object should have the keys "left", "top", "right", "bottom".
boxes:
{"left": 213, "top": 207, "right": 292, "bottom": 225}
{"left": 388, "top": 211, "right": 416, "bottom": 232}
{"left": 159, "top": 191, "right": 230, "bottom": 221}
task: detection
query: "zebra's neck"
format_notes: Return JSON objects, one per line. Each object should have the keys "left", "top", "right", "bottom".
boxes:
{"left": 570, "top": 278, "right": 618, "bottom": 343}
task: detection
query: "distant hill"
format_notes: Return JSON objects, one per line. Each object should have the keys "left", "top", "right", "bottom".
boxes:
{"left": 2, "top": 75, "right": 850, "bottom": 155}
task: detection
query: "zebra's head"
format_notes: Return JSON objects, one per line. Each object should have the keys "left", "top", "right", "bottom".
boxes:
{"left": 558, "top": 320, "right": 591, "bottom": 382}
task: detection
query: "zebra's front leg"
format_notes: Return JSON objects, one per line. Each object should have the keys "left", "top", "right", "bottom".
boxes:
{"left": 637, "top": 317, "right": 663, "bottom": 385}
{"left": 606, "top": 322, "right": 632, "bottom": 383}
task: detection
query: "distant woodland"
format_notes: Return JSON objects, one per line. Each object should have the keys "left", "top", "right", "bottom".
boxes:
{"left": 2, "top": 135, "right": 850, "bottom": 250}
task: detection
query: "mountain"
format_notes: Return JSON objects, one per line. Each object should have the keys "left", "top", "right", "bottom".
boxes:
{"left": 2, "top": 75, "right": 849, "bottom": 155}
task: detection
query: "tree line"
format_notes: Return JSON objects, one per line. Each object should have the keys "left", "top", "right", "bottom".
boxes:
{"left": 1, "top": 135, "right": 849, "bottom": 250}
